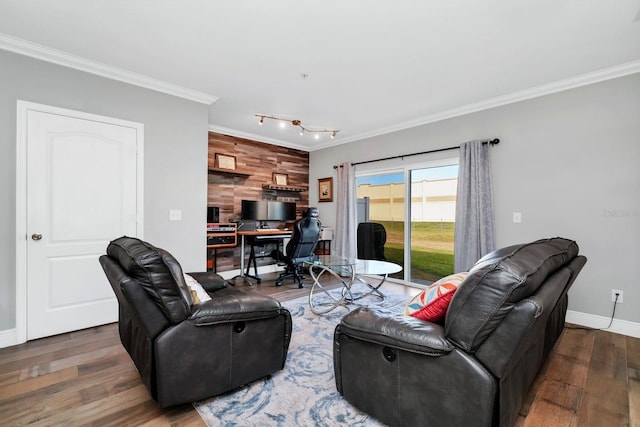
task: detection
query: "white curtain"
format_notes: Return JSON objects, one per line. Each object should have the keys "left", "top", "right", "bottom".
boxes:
{"left": 335, "top": 162, "right": 357, "bottom": 258}
{"left": 454, "top": 140, "right": 495, "bottom": 271}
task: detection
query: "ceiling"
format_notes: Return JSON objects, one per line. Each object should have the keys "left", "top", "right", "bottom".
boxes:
{"left": 1, "top": 1, "right": 639, "bottom": 151}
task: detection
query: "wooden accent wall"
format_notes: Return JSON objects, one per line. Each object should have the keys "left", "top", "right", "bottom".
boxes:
{"left": 208, "top": 132, "right": 309, "bottom": 271}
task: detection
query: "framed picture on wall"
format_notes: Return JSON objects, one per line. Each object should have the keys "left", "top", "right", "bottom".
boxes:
{"left": 273, "top": 172, "right": 289, "bottom": 186}
{"left": 318, "top": 177, "right": 333, "bottom": 202}
{"left": 215, "top": 153, "right": 236, "bottom": 171}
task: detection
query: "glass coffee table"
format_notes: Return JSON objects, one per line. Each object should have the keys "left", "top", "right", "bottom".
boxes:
{"left": 305, "top": 255, "right": 403, "bottom": 314}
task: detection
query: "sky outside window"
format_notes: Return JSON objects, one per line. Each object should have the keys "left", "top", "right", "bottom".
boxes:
{"left": 356, "top": 165, "right": 458, "bottom": 186}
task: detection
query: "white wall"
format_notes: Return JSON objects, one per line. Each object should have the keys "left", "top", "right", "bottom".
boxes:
{"left": 310, "top": 73, "right": 640, "bottom": 325}
{"left": 0, "top": 50, "right": 210, "bottom": 333}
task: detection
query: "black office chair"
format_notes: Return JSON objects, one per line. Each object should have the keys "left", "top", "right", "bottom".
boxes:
{"left": 272, "top": 207, "right": 321, "bottom": 288}
{"left": 357, "top": 222, "right": 387, "bottom": 260}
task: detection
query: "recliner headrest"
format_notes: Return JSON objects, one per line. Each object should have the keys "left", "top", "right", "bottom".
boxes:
{"left": 444, "top": 237, "right": 579, "bottom": 352}
{"left": 106, "top": 236, "right": 192, "bottom": 323}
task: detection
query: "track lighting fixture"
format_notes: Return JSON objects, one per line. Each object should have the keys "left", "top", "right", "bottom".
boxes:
{"left": 255, "top": 114, "right": 340, "bottom": 138}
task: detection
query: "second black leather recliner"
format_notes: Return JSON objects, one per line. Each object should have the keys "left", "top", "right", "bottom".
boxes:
{"left": 334, "top": 237, "right": 587, "bottom": 427}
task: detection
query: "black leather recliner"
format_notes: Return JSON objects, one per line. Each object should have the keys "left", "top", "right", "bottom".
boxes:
{"left": 272, "top": 207, "right": 321, "bottom": 288}
{"left": 99, "top": 236, "right": 292, "bottom": 408}
{"left": 334, "top": 237, "right": 587, "bottom": 427}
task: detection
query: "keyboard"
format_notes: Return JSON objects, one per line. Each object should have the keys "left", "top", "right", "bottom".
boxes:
{"left": 254, "top": 233, "right": 290, "bottom": 240}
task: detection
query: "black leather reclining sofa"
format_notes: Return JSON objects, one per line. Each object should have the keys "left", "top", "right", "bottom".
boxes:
{"left": 334, "top": 237, "right": 586, "bottom": 427}
{"left": 100, "top": 236, "right": 292, "bottom": 407}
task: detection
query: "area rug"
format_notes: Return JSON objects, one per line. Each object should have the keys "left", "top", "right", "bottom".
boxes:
{"left": 194, "top": 284, "right": 410, "bottom": 427}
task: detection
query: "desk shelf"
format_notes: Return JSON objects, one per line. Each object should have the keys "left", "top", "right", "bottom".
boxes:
{"left": 207, "top": 223, "right": 237, "bottom": 248}
{"left": 208, "top": 168, "right": 251, "bottom": 178}
{"left": 262, "top": 184, "right": 306, "bottom": 202}
{"left": 207, "top": 223, "right": 238, "bottom": 272}
{"left": 262, "top": 184, "right": 306, "bottom": 192}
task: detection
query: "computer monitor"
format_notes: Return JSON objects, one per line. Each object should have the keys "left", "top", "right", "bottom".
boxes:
{"left": 268, "top": 201, "right": 296, "bottom": 221}
{"left": 241, "top": 200, "right": 296, "bottom": 221}
{"left": 241, "top": 200, "right": 268, "bottom": 220}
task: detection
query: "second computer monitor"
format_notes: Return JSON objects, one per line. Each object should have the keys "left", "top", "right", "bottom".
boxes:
{"left": 241, "top": 200, "right": 296, "bottom": 221}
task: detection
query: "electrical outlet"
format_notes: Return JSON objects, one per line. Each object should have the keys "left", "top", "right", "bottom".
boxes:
{"left": 168, "top": 209, "right": 182, "bottom": 221}
{"left": 611, "top": 289, "right": 623, "bottom": 303}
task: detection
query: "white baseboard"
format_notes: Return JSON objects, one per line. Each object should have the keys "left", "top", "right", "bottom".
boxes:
{"left": 566, "top": 310, "right": 640, "bottom": 338}
{"left": 0, "top": 328, "right": 17, "bottom": 349}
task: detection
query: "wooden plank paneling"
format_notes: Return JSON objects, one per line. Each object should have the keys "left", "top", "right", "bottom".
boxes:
{"left": 207, "top": 132, "right": 309, "bottom": 272}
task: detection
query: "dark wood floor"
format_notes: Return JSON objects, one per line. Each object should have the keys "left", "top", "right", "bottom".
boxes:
{"left": 0, "top": 273, "right": 638, "bottom": 426}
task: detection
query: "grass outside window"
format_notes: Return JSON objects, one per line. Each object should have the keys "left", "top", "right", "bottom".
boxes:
{"left": 376, "top": 220, "right": 455, "bottom": 283}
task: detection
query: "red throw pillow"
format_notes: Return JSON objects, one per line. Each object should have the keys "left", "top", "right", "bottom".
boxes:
{"left": 404, "top": 272, "right": 469, "bottom": 322}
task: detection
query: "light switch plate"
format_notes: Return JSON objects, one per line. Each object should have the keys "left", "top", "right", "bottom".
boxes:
{"left": 169, "top": 209, "right": 182, "bottom": 221}
{"left": 513, "top": 212, "right": 522, "bottom": 223}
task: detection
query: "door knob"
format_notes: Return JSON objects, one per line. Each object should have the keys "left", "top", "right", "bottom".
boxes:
{"left": 31, "top": 233, "right": 43, "bottom": 241}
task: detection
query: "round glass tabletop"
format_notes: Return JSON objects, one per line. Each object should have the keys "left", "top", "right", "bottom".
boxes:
{"left": 310, "top": 255, "right": 358, "bottom": 269}
{"left": 354, "top": 259, "right": 403, "bottom": 276}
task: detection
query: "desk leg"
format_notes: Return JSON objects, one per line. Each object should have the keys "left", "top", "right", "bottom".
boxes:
{"left": 240, "top": 234, "right": 245, "bottom": 276}
{"left": 245, "top": 243, "right": 262, "bottom": 284}
{"left": 232, "top": 235, "right": 254, "bottom": 285}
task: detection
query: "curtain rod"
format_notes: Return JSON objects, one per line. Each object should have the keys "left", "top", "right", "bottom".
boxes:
{"left": 333, "top": 138, "right": 499, "bottom": 169}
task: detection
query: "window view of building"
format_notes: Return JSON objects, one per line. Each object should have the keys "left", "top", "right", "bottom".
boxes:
{"left": 356, "top": 172, "right": 405, "bottom": 279}
{"left": 356, "top": 164, "right": 458, "bottom": 284}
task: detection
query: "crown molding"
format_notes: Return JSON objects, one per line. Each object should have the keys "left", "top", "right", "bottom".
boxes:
{"left": 324, "top": 59, "right": 640, "bottom": 150}
{"left": 0, "top": 33, "right": 219, "bottom": 105}
{"left": 208, "top": 125, "right": 310, "bottom": 152}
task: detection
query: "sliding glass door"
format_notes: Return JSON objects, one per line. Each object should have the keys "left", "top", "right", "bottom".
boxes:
{"left": 356, "top": 161, "right": 458, "bottom": 284}
{"left": 355, "top": 172, "right": 405, "bottom": 279}
{"left": 409, "top": 165, "right": 458, "bottom": 284}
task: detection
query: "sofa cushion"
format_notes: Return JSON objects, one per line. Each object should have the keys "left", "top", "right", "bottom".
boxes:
{"left": 187, "top": 271, "right": 228, "bottom": 293}
{"left": 404, "top": 272, "right": 469, "bottom": 323}
{"left": 444, "top": 237, "right": 579, "bottom": 352}
{"left": 184, "top": 273, "right": 212, "bottom": 304}
{"left": 107, "top": 236, "right": 191, "bottom": 323}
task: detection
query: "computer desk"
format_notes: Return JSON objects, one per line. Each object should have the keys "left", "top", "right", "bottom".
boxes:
{"left": 236, "top": 229, "right": 292, "bottom": 284}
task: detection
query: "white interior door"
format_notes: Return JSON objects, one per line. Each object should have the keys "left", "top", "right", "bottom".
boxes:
{"left": 23, "top": 105, "right": 142, "bottom": 340}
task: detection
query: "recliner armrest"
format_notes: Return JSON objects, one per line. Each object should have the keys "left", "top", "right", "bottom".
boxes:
{"left": 338, "top": 307, "right": 454, "bottom": 355}
{"left": 186, "top": 271, "right": 228, "bottom": 292}
{"left": 189, "top": 293, "right": 286, "bottom": 326}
